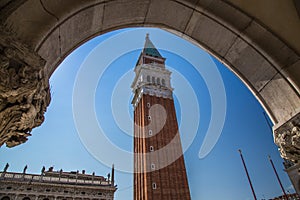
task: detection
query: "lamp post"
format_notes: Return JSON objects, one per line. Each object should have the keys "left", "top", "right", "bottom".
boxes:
{"left": 238, "top": 149, "right": 257, "bottom": 200}
{"left": 268, "top": 155, "right": 288, "bottom": 200}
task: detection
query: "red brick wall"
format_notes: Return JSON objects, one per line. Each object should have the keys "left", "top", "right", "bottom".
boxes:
{"left": 134, "top": 94, "right": 191, "bottom": 200}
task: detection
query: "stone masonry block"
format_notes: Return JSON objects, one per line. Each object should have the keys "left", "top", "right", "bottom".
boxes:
{"left": 243, "top": 21, "right": 299, "bottom": 69}
{"left": 185, "top": 11, "right": 237, "bottom": 57}
{"left": 60, "top": 4, "right": 104, "bottom": 57}
{"left": 260, "top": 74, "right": 300, "bottom": 125}
{"left": 103, "top": 0, "right": 149, "bottom": 29}
{"left": 225, "top": 37, "right": 277, "bottom": 92}
{"left": 146, "top": 0, "right": 193, "bottom": 32}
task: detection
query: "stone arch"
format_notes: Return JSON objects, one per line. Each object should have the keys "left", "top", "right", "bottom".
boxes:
{"left": 0, "top": 0, "right": 299, "bottom": 160}
{"left": 1, "top": 196, "right": 10, "bottom": 200}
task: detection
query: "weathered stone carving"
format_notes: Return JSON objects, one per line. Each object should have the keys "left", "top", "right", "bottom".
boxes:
{"left": 0, "top": 29, "right": 50, "bottom": 147}
{"left": 274, "top": 113, "right": 300, "bottom": 162}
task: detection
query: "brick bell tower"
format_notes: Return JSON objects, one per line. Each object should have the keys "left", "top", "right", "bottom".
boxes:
{"left": 131, "top": 34, "right": 191, "bottom": 200}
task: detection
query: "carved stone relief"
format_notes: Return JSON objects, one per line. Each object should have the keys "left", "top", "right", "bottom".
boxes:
{"left": 0, "top": 29, "right": 50, "bottom": 147}
{"left": 274, "top": 113, "right": 300, "bottom": 162}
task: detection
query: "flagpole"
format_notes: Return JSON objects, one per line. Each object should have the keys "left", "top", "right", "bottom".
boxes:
{"left": 238, "top": 149, "right": 257, "bottom": 200}
{"left": 268, "top": 155, "right": 288, "bottom": 200}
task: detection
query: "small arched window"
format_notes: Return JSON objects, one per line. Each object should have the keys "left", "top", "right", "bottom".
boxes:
{"left": 152, "top": 182, "right": 157, "bottom": 189}
{"left": 1, "top": 196, "right": 10, "bottom": 200}
{"left": 150, "top": 146, "right": 154, "bottom": 152}
{"left": 157, "top": 78, "right": 160, "bottom": 85}
{"left": 152, "top": 77, "right": 155, "bottom": 84}
{"left": 162, "top": 79, "right": 165, "bottom": 86}
{"left": 22, "top": 197, "right": 30, "bottom": 200}
{"left": 147, "top": 75, "right": 150, "bottom": 82}
{"left": 151, "top": 163, "right": 155, "bottom": 170}
{"left": 149, "top": 130, "right": 153, "bottom": 136}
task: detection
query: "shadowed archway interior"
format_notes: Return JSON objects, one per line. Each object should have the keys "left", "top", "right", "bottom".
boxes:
{"left": 0, "top": 0, "right": 299, "bottom": 162}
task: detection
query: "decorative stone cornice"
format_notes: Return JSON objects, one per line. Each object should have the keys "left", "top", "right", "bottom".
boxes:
{"left": 131, "top": 63, "right": 171, "bottom": 90}
{"left": 274, "top": 112, "right": 300, "bottom": 162}
{"left": 0, "top": 29, "right": 50, "bottom": 147}
{"left": 132, "top": 85, "right": 173, "bottom": 108}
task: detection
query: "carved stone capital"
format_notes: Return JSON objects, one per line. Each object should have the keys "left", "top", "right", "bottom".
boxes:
{"left": 274, "top": 112, "right": 300, "bottom": 162}
{"left": 0, "top": 29, "right": 50, "bottom": 147}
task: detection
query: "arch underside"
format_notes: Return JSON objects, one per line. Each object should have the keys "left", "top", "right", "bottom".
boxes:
{"left": 0, "top": 0, "right": 299, "bottom": 161}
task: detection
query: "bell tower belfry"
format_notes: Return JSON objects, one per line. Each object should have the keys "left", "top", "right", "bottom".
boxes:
{"left": 131, "top": 34, "right": 191, "bottom": 200}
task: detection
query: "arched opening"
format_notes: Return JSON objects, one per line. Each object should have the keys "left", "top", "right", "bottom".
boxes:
{"left": 156, "top": 78, "right": 160, "bottom": 85}
{"left": 0, "top": 1, "right": 299, "bottom": 152}
{"left": 152, "top": 76, "right": 155, "bottom": 84}
{"left": 1, "top": 196, "right": 10, "bottom": 200}
{"left": 0, "top": 0, "right": 299, "bottom": 199}
{"left": 0, "top": 28, "right": 296, "bottom": 199}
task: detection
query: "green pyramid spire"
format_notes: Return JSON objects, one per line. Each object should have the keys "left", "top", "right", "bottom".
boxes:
{"left": 143, "top": 33, "right": 163, "bottom": 58}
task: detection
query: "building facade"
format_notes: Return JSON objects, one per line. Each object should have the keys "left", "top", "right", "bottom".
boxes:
{"left": 0, "top": 165, "right": 117, "bottom": 200}
{"left": 284, "top": 160, "right": 300, "bottom": 195}
{"left": 131, "top": 34, "right": 191, "bottom": 199}
{"left": 271, "top": 193, "right": 299, "bottom": 200}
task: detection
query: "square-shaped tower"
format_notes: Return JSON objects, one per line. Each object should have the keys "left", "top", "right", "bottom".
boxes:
{"left": 131, "top": 34, "right": 191, "bottom": 200}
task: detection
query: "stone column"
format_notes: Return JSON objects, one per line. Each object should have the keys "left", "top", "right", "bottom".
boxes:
{"left": 284, "top": 161, "right": 300, "bottom": 195}
{"left": 274, "top": 112, "right": 300, "bottom": 162}
{"left": 0, "top": 28, "right": 50, "bottom": 147}
{"left": 274, "top": 113, "right": 300, "bottom": 194}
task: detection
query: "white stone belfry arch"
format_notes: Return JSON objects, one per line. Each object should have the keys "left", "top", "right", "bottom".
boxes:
{"left": 0, "top": 0, "right": 299, "bottom": 162}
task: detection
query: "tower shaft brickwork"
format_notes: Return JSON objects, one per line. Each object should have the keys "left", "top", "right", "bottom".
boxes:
{"left": 132, "top": 35, "right": 191, "bottom": 200}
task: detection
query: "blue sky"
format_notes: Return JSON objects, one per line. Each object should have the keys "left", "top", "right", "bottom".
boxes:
{"left": 0, "top": 28, "right": 294, "bottom": 199}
